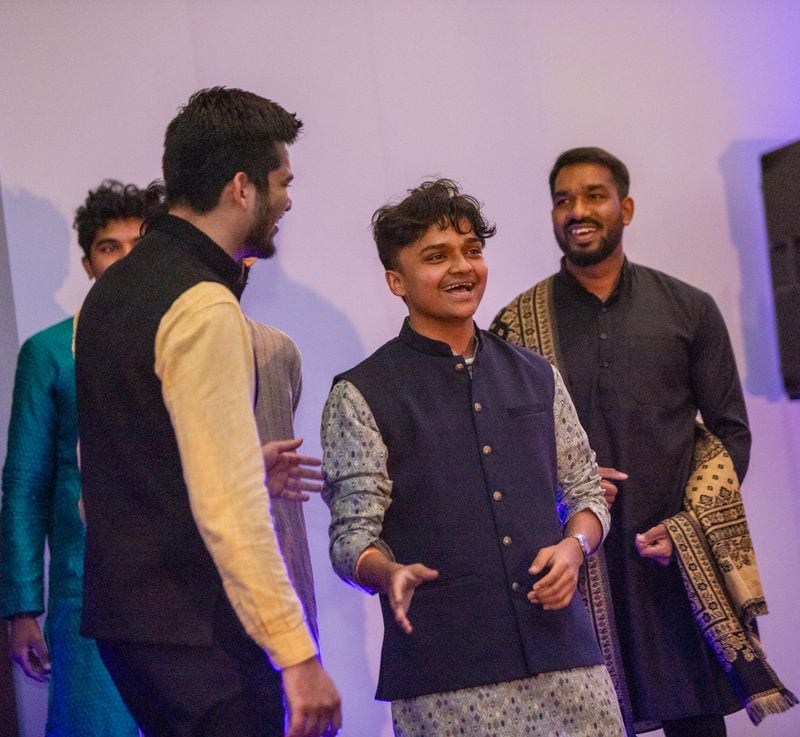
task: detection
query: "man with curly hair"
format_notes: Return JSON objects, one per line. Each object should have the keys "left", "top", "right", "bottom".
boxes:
{"left": 1, "top": 179, "right": 161, "bottom": 736}
{"left": 322, "top": 179, "right": 624, "bottom": 737}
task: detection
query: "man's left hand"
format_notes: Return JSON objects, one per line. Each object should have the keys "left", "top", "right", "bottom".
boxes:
{"left": 527, "top": 539, "right": 583, "bottom": 610}
{"left": 635, "top": 523, "right": 673, "bottom": 566}
{"left": 263, "top": 438, "right": 323, "bottom": 501}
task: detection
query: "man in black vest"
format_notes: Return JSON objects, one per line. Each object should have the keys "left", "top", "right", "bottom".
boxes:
{"left": 75, "top": 88, "right": 341, "bottom": 737}
{"left": 321, "top": 179, "right": 624, "bottom": 736}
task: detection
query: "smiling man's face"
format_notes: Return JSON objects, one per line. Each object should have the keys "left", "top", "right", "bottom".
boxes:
{"left": 385, "top": 219, "right": 487, "bottom": 336}
{"left": 551, "top": 162, "right": 633, "bottom": 267}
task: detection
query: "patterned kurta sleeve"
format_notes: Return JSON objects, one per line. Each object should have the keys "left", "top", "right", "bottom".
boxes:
{"left": 321, "top": 380, "right": 394, "bottom": 591}
{"left": 551, "top": 366, "right": 610, "bottom": 539}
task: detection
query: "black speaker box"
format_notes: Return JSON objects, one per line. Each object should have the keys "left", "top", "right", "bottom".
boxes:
{"left": 761, "top": 139, "right": 800, "bottom": 399}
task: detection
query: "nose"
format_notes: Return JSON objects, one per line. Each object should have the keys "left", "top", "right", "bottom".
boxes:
{"left": 569, "top": 195, "right": 591, "bottom": 219}
{"left": 449, "top": 251, "right": 472, "bottom": 273}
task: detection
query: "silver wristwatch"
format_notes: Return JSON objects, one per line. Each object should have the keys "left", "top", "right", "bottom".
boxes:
{"left": 568, "top": 531, "right": 592, "bottom": 560}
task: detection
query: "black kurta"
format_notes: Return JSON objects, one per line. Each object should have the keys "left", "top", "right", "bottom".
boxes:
{"left": 492, "top": 259, "right": 751, "bottom": 727}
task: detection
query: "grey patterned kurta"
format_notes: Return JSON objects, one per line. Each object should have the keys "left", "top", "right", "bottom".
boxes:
{"left": 322, "top": 364, "right": 625, "bottom": 737}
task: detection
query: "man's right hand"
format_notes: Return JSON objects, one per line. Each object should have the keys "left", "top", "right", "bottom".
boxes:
{"left": 9, "top": 614, "right": 51, "bottom": 682}
{"left": 282, "top": 656, "right": 342, "bottom": 737}
{"left": 387, "top": 563, "right": 439, "bottom": 635}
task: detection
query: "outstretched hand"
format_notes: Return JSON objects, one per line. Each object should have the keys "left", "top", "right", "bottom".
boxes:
{"left": 9, "top": 614, "right": 51, "bottom": 682}
{"left": 387, "top": 563, "right": 439, "bottom": 635}
{"left": 263, "top": 438, "right": 323, "bottom": 502}
{"left": 635, "top": 523, "right": 673, "bottom": 566}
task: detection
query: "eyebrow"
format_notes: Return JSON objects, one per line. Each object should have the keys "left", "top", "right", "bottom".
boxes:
{"left": 553, "top": 183, "right": 610, "bottom": 198}
{"left": 418, "top": 236, "right": 482, "bottom": 253}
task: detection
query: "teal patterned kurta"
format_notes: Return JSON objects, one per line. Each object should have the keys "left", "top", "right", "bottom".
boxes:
{"left": 1, "top": 317, "right": 137, "bottom": 737}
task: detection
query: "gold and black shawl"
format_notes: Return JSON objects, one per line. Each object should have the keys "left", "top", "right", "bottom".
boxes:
{"left": 490, "top": 275, "right": 796, "bottom": 729}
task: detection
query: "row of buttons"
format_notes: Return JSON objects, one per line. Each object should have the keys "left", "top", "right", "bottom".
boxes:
{"left": 468, "top": 382, "right": 521, "bottom": 595}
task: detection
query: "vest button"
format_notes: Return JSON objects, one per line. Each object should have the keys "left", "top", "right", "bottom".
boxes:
{"left": 502, "top": 535, "right": 512, "bottom": 546}
{"left": 492, "top": 490, "right": 503, "bottom": 501}
{"left": 511, "top": 581, "right": 521, "bottom": 592}
{"left": 482, "top": 445, "right": 492, "bottom": 455}
{"left": 473, "top": 402, "right": 482, "bottom": 412}
{"left": 454, "top": 362, "right": 466, "bottom": 372}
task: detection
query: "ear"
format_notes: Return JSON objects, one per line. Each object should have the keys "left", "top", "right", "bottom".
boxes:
{"left": 621, "top": 196, "right": 634, "bottom": 226}
{"left": 228, "top": 172, "right": 253, "bottom": 211}
{"left": 385, "top": 269, "right": 406, "bottom": 298}
{"left": 81, "top": 255, "right": 95, "bottom": 280}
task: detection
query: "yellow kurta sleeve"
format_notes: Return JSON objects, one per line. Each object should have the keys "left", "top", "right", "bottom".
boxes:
{"left": 154, "top": 281, "right": 316, "bottom": 669}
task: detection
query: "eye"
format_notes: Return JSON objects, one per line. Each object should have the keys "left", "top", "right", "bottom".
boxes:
{"left": 552, "top": 196, "right": 570, "bottom": 208}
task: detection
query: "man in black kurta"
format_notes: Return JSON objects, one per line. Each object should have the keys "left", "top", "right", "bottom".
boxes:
{"left": 491, "top": 148, "right": 751, "bottom": 737}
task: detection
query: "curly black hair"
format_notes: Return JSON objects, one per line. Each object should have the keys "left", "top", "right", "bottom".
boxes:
{"left": 73, "top": 180, "right": 164, "bottom": 259}
{"left": 372, "top": 179, "right": 496, "bottom": 270}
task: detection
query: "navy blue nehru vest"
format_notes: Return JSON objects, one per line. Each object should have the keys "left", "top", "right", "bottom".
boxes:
{"left": 337, "top": 320, "right": 602, "bottom": 701}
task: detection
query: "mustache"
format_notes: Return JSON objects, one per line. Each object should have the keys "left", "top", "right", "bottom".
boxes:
{"left": 565, "top": 217, "right": 603, "bottom": 229}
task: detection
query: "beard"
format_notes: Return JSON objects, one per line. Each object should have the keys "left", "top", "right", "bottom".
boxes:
{"left": 555, "top": 216, "right": 624, "bottom": 267}
{"left": 243, "top": 189, "right": 278, "bottom": 260}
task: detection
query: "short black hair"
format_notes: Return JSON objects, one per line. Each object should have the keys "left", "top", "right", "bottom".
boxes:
{"left": 162, "top": 86, "right": 302, "bottom": 213}
{"left": 372, "top": 179, "right": 496, "bottom": 270}
{"left": 73, "top": 180, "right": 163, "bottom": 259}
{"left": 549, "top": 147, "right": 630, "bottom": 199}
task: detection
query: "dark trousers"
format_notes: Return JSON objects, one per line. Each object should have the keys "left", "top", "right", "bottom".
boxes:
{"left": 661, "top": 714, "right": 727, "bottom": 737}
{"left": 97, "top": 598, "right": 283, "bottom": 737}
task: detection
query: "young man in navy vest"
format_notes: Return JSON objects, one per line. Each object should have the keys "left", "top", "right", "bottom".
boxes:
{"left": 321, "top": 179, "right": 625, "bottom": 736}
{"left": 75, "top": 88, "right": 341, "bottom": 737}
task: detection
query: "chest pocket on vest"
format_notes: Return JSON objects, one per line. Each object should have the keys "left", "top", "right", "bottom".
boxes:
{"left": 507, "top": 401, "right": 546, "bottom": 418}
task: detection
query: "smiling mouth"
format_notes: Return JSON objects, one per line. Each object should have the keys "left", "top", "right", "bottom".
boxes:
{"left": 443, "top": 281, "right": 475, "bottom": 293}
{"left": 566, "top": 222, "right": 600, "bottom": 244}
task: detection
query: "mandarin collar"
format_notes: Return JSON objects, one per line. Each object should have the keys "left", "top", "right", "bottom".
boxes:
{"left": 556, "top": 256, "right": 632, "bottom": 306}
{"left": 148, "top": 214, "right": 245, "bottom": 299}
{"left": 398, "top": 317, "right": 483, "bottom": 357}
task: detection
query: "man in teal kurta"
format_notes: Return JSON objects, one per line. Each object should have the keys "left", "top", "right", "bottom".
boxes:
{"left": 0, "top": 180, "right": 159, "bottom": 736}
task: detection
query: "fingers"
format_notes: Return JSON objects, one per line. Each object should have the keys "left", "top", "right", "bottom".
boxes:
{"left": 597, "top": 466, "right": 628, "bottom": 481}
{"left": 388, "top": 564, "right": 439, "bottom": 635}
{"left": 528, "top": 545, "right": 554, "bottom": 576}
{"left": 290, "top": 453, "right": 322, "bottom": 469}
{"left": 12, "top": 645, "right": 51, "bottom": 682}
{"left": 597, "top": 467, "right": 627, "bottom": 509}
{"left": 636, "top": 522, "right": 668, "bottom": 545}
{"left": 528, "top": 542, "right": 580, "bottom": 610}
{"left": 635, "top": 524, "right": 673, "bottom": 566}
{"left": 600, "top": 480, "right": 619, "bottom": 508}
{"left": 272, "top": 437, "right": 304, "bottom": 453}
{"left": 282, "top": 659, "right": 342, "bottom": 737}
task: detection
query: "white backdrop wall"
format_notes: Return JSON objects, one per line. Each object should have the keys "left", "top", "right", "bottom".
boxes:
{"left": 1, "top": 2, "right": 799, "bottom": 736}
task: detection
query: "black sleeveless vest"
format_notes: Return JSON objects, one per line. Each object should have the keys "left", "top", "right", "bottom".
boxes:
{"left": 75, "top": 215, "right": 243, "bottom": 645}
